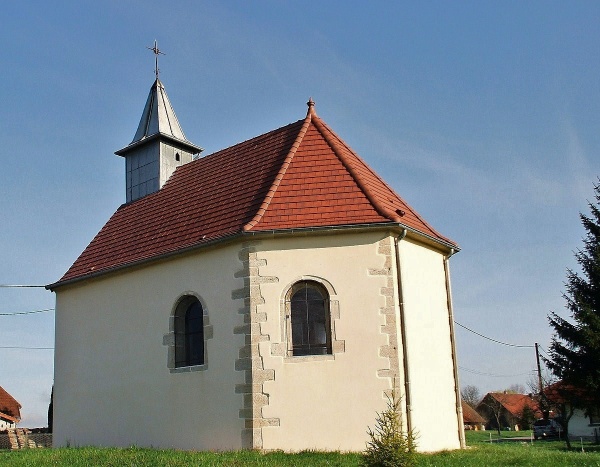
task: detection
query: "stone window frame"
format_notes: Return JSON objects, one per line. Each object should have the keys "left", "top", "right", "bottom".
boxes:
{"left": 163, "top": 292, "right": 213, "bottom": 373}
{"left": 272, "top": 275, "right": 345, "bottom": 361}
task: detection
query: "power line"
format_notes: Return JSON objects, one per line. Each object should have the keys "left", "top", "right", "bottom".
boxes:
{"left": 458, "top": 365, "right": 535, "bottom": 378}
{"left": 0, "top": 284, "right": 47, "bottom": 288}
{"left": 538, "top": 345, "right": 550, "bottom": 357}
{"left": 0, "top": 346, "right": 53, "bottom": 350}
{"left": 454, "top": 320, "right": 535, "bottom": 348}
{"left": 0, "top": 308, "right": 54, "bottom": 316}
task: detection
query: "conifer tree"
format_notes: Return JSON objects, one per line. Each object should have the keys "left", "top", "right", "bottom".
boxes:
{"left": 546, "top": 179, "right": 600, "bottom": 411}
{"left": 363, "top": 389, "right": 416, "bottom": 467}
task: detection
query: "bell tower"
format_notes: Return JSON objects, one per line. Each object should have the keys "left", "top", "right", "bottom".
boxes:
{"left": 115, "top": 42, "right": 202, "bottom": 202}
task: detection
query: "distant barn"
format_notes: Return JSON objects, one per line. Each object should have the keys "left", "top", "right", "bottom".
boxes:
{"left": 461, "top": 401, "right": 485, "bottom": 430}
{"left": 0, "top": 385, "right": 21, "bottom": 430}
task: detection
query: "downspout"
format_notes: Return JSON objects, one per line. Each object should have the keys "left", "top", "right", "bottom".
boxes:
{"left": 394, "top": 230, "right": 412, "bottom": 434}
{"left": 444, "top": 248, "right": 466, "bottom": 448}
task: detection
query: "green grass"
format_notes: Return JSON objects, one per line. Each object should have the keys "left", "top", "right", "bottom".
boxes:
{"left": 465, "top": 429, "right": 534, "bottom": 444}
{"left": 418, "top": 444, "right": 600, "bottom": 467}
{"left": 1, "top": 434, "right": 600, "bottom": 467}
{"left": 0, "top": 448, "right": 362, "bottom": 466}
{"left": 466, "top": 429, "right": 600, "bottom": 450}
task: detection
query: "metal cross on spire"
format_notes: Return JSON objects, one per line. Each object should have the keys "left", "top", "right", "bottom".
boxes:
{"left": 147, "top": 40, "right": 165, "bottom": 79}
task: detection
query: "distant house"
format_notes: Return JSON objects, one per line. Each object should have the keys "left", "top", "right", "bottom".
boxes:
{"left": 544, "top": 381, "right": 600, "bottom": 440}
{"left": 476, "top": 393, "right": 541, "bottom": 431}
{"left": 0, "top": 386, "right": 21, "bottom": 431}
{"left": 461, "top": 401, "right": 485, "bottom": 430}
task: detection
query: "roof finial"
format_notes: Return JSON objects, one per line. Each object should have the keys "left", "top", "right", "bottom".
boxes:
{"left": 306, "top": 97, "right": 316, "bottom": 116}
{"left": 147, "top": 40, "right": 165, "bottom": 79}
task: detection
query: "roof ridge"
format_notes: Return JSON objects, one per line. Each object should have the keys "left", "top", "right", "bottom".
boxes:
{"left": 310, "top": 114, "right": 401, "bottom": 222}
{"left": 128, "top": 119, "right": 307, "bottom": 198}
{"left": 243, "top": 104, "right": 314, "bottom": 231}
{"left": 195, "top": 119, "right": 305, "bottom": 161}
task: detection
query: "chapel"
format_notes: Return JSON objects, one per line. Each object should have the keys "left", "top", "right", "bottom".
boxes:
{"left": 49, "top": 74, "right": 464, "bottom": 452}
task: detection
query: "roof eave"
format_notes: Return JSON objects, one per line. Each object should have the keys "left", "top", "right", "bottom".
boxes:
{"left": 47, "top": 221, "right": 458, "bottom": 292}
{"left": 0, "top": 411, "right": 19, "bottom": 423}
{"left": 247, "top": 222, "right": 459, "bottom": 252}
{"left": 46, "top": 231, "right": 242, "bottom": 291}
{"left": 115, "top": 133, "right": 203, "bottom": 156}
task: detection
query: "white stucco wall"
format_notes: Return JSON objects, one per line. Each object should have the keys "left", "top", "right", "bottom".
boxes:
{"left": 398, "top": 238, "right": 461, "bottom": 452}
{"left": 254, "top": 232, "right": 461, "bottom": 452}
{"left": 53, "top": 229, "right": 461, "bottom": 452}
{"left": 569, "top": 409, "right": 599, "bottom": 438}
{"left": 53, "top": 243, "right": 246, "bottom": 449}
{"left": 257, "top": 232, "right": 391, "bottom": 452}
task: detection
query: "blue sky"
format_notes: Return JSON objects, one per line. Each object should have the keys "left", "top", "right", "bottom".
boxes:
{"left": 1, "top": 1, "right": 599, "bottom": 427}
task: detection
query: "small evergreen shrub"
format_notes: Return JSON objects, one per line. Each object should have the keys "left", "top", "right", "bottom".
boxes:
{"left": 363, "top": 389, "right": 416, "bottom": 467}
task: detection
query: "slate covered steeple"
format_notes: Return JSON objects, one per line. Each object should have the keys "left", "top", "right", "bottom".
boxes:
{"left": 115, "top": 78, "right": 202, "bottom": 202}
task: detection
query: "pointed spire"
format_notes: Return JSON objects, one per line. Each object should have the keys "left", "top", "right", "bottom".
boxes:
{"left": 131, "top": 79, "right": 188, "bottom": 144}
{"left": 116, "top": 79, "right": 202, "bottom": 155}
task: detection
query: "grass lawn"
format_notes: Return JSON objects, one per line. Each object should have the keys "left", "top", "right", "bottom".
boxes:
{"left": 1, "top": 432, "right": 599, "bottom": 466}
{"left": 0, "top": 448, "right": 362, "bottom": 466}
{"left": 422, "top": 430, "right": 600, "bottom": 466}
{"left": 465, "top": 429, "right": 535, "bottom": 443}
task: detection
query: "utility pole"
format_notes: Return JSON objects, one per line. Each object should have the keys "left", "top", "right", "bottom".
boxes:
{"left": 535, "top": 342, "right": 544, "bottom": 394}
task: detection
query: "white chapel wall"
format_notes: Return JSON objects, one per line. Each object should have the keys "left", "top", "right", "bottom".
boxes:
{"left": 398, "top": 237, "right": 461, "bottom": 451}
{"left": 255, "top": 231, "right": 392, "bottom": 452}
{"left": 252, "top": 232, "right": 461, "bottom": 452}
{"left": 53, "top": 242, "right": 245, "bottom": 450}
{"left": 53, "top": 230, "right": 462, "bottom": 452}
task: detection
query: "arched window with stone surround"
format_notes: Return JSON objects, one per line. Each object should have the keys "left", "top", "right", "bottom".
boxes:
{"left": 287, "top": 281, "right": 332, "bottom": 356}
{"left": 174, "top": 296, "right": 205, "bottom": 367}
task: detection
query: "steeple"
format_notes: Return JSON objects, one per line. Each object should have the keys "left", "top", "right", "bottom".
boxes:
{"left": 115, "top": 78, "right": 203, "bottom": 202}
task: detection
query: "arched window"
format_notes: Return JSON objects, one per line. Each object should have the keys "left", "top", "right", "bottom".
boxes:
{"left": 174, "top": 296, "right": 204, "bottom": 367}
{"left": 287, "top": 281, "right": 331, "bottom": 356}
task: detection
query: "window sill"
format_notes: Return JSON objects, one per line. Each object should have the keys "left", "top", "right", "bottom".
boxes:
{"left": 170, "top": 363, "right": 208, "bottom": 373}
{"left": 284, "top": 354, "right": 335, "bottom": 363}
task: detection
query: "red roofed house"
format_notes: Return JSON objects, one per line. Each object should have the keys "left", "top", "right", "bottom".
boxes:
{"left": 0, "top": 386, "right": 21, "bottom": 431}
{"left": 476, "top": 392, "right": 542, "bottom": 431}
{"left": 544, "top": 381, "right": 600, "bottom": 440}
{"left": 48, "top": 77, "right": 464, "bottom": 452}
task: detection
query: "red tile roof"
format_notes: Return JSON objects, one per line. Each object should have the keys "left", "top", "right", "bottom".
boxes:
{"left": 0, "top": 386, "right": 21, "bottom": 423}
{"left": 461, "top": 401, "right": 485, "bottom": 424}
{"left": 543, "top": 381, "right": 591, "bottom": 405}
{"left": 51, "top": 102, "right": 457, "bottom": 288}
{"left": 486, "top": 393, "right": 542, "bottom": 418}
